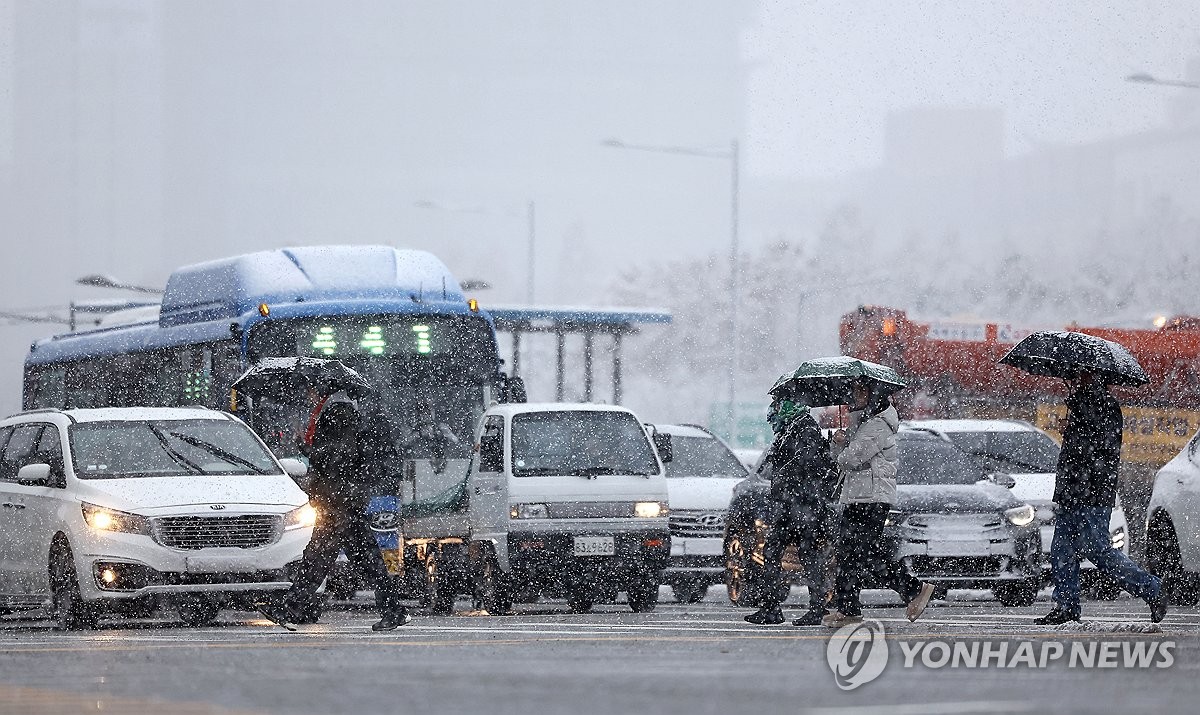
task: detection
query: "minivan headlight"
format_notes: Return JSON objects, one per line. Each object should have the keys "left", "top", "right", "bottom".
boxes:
{"left": 1111, "top": 526, "right": 1127, "bottom": 550}
{"left": 510, "top": 503, "right": 549, "bottom": 519}
{"left": 1005, "top": 504, "right": 1036, "bottom": 527}
{"left": 884, "top": 509, "right": 905, "bottom": 527}
{"left": 284, "top": 503, "right": 318, "bottom": 531}
{"left": 82, "top": 503, "right": 151, "bottom": 536}
{"left": 634, "top": 501, "right": 668, "bottom": 518}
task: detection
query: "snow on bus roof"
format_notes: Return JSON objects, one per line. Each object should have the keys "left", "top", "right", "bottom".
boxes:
{"left": 159, "top": 245, "right": 466, "bottom": 327}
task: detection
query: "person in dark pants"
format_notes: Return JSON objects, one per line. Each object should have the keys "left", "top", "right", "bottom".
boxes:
{"left": 824, "top": 380, "right": 934, "bottom": 628}
{"left": 1036, "top": 371, "right": 1168, "bottom": 625}
{"left": 263, "top": 400, "right": 410, "bottom": 631}
{"left": 744, "top": 397, "right": 839, "bottom": 626}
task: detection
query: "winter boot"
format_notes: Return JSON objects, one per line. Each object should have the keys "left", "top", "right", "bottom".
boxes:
{"left": 1148, "top": 584, "right": 1170, "bottom": 624}
{"left": 743, "top": 606, "right": 785, "bottom": 625}
{"left": 792, "top": 606, "right": 827, "bottom": 626}
{"left": 905, "top": 582, "right": 935, "bottom": 623}
{"left": 371, "top": 611, "right": 412, "bottom": 632}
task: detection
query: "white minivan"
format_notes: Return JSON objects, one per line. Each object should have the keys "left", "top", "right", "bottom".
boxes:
{"left": 0, "top": 407, "right": 315, "bottom": 629}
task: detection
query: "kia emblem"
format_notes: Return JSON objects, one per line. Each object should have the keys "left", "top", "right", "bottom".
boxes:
{"left": 210, "top": 504, "right": 226, "bottom": 511}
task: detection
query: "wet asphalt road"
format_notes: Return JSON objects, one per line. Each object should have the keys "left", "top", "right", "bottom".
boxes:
{"left": 1, "top": 588, "right": 1198, "bottom": 715}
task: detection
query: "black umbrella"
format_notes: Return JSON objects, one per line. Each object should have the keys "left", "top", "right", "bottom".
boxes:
{"left": 998, "top": 331, "right": 1149, "bottom": 386}
{"left": 231, "top": 357, "right": 373, "bottom": 402}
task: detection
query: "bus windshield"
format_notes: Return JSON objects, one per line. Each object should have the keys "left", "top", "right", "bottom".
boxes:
{"left": 247, "top": 314, "right": 498, "bottom": 461}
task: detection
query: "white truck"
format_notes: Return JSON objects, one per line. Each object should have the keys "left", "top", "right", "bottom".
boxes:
{"left": 398, "top": 403, "right": 672, "bottom": 614}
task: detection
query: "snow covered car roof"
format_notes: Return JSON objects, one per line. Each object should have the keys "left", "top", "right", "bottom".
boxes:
{"left": 486, "top": 402, "right": 638, "bottom": 418}
{"left": 651, "top": 424, "right": 715, "bottom": 439}
{"left": 3, "top": 407, "right": 230, "bottom": 425}
{"left": 902, "top": 418, "right": 1041, "bottom": 434}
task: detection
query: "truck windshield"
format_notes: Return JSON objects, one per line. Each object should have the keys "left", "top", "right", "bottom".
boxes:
{"left": 510, "top": 411, "right": 660, "bottom": 477}
{"left": 70, "top": 419, "right": 282, "bottom": 479}
{"left": 664, "top": 436, "right": 747, "bottom": 478}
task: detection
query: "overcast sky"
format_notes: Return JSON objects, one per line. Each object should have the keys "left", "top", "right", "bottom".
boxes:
{"left": 746, "top": 0, "right": 1198, "bottom": 177}
{"left": 1, "top": 0, "right": 1198, "bottom": 413}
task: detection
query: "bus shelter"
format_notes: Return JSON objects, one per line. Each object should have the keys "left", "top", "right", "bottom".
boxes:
{"left": 486, "top": 306, "right": 671, "bottom": 405}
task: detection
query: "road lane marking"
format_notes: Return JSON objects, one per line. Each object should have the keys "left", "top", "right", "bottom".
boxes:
{"left": 801, "top": 701, "right": 1039, "bottom": 715}
{"left": 0, "top": 683, "right": 265, "bottom": 715}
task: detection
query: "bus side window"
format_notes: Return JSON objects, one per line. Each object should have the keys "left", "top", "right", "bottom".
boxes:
{"left": 26, "top": 367, "right": 66, "bottom": 409}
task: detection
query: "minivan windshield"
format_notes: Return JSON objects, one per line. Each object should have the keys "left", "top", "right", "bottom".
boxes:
{"left": 510, "top": 411, "right": 660, "bottom": 477}
{"left": 665, "top": 435, "right": 747, "bottom": 478}
{"left": 70, "top": 419, "right": 283, "bottom": 479}
{"left": 944, "top": 430, "right": 1060, "bottom": 474}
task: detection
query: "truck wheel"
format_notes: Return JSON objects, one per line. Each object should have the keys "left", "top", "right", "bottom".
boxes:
{"left": 50, "top": 544, "right": 99, "bottom": 631}
{"left": 627, "top": 574, "right": 660, "bottom": 613}
{"left": 566, "top": 590, "right": 594, "bottom": 613}
{"left": 1146, "top": 516, "right": 1200, "bottom": 607}
{"left": 477, "top": 554, "right": 513, "bottom": 616}
{"left": 993, "top": 580, "right": 1039, "bottom": 607}
{"left": 178, "top": 598, "right": 221, "bottom": 627}
{"left": 671, "top": 579, "right": 707, "bottom": 604}
{"left": 425, "top": 552, "right": 456, "bottom": 616}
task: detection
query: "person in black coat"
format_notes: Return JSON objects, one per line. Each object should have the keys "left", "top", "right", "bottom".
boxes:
{"left": 744, "top": 396, "right": 840, "bottom": 626}
{"left": 1036, "top": 370, "right": 1168, "bottom": 624}
{"left": 264, "top": 401, "right": 410, "bottom": 631}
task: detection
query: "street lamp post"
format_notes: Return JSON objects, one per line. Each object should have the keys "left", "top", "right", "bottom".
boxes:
{"left": 603, "top": 137, "right": 741, "bottom": 423}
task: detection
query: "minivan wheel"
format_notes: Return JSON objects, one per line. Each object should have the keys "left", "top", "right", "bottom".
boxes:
{"left": 178, "top": 598, "right": 221, "bottom": 627}
{"left": 50, "top": 546, "right": 98, "bottom": 631}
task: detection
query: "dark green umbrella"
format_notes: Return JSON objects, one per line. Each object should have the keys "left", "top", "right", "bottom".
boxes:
{"left": 768, "top": 356, "right": 907, "bottom": 407}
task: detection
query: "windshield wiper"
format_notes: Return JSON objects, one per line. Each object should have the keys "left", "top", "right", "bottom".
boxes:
{"left": 572, "top": 466, "right": 622, "bottom": 477}
{"left": 166, "top": 431, "right": 272, "bottom": 475}
{"left": 146, "top": 426, "right": 204, "bottom": 475}
{"left": 969, "top": 451, "right": 1048, "bottom": 474}
{"left": 514, "top": 466, "right": 567, "bottom": 476}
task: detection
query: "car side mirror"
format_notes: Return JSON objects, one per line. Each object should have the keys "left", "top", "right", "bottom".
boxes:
{"left": 278, "top": 458, "right": 308, "bottom": 480}
{"left": 479, "top": 433, "right": 504, "bottom": 472}
{"left": 652, "top": 432, "right": 673, "bottom": 463}
{"left": 16, "top": 463, "right": 51, "bottom": 485}
{"left": 986, "top": 472, "right": 1016, "bottom": 489}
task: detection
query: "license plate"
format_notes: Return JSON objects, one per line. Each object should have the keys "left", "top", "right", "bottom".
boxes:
{"left": 573, "top": 535, "right": 615, "bottom": 557}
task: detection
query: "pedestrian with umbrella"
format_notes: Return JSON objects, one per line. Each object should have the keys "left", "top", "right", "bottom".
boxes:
{"left": 234, "top": 358, "right": 411, "bottom": 631}
{"left": 768, "top": 357, "right": 935, "bottom": 628}
{"left": 1000, "top": 331, "right": 1168, "bottom": 625}
{"left": 743, "top": 393, "right": 838, "bottom": 626}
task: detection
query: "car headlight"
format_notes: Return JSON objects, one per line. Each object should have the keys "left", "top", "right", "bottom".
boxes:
{"left": 510, "top": 503, "right": 549, "bottom": 519}
{"left": 284, "top": 503, "right": 318, "bottom": 531}
{"left": 82, "top": 503, "right": 151, "bottom": 536}
{"left": 1005, "top": 504, "right": 1036, "bottom": 527}
{"left": 634, "top": 501, "right": 668, "bottom": 518}
{"left": 884, "top": 509, "right": 905, "bottom": 527}
{"left": 1111, "top": 526, "right": 1127, "bottom": 550}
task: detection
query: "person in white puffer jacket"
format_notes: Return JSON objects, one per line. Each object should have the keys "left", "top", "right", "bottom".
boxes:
{"left": 821, "top": 379, "right": 935, "bottom": 628}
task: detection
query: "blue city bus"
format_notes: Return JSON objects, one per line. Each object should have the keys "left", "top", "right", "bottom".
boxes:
{"left": 23, "top": 245, "right": 504, "bottom": 469}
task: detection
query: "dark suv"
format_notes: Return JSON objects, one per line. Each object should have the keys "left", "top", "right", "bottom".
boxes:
{"left": 724, "top": 429, "right": 1042, "bottom": 607}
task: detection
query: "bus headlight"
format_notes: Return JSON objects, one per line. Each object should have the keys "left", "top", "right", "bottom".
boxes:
{"left": 82, "top": 503, "right": 151, "bottom": 536}
{"left": 1005, "top": 504, "right": 1036, "bottom": 527}
{"left": 284, "top": 504, "right": 318, "bottom": 530}
{"left": 634, "top": 501, "right": 668, "bottom": 518}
